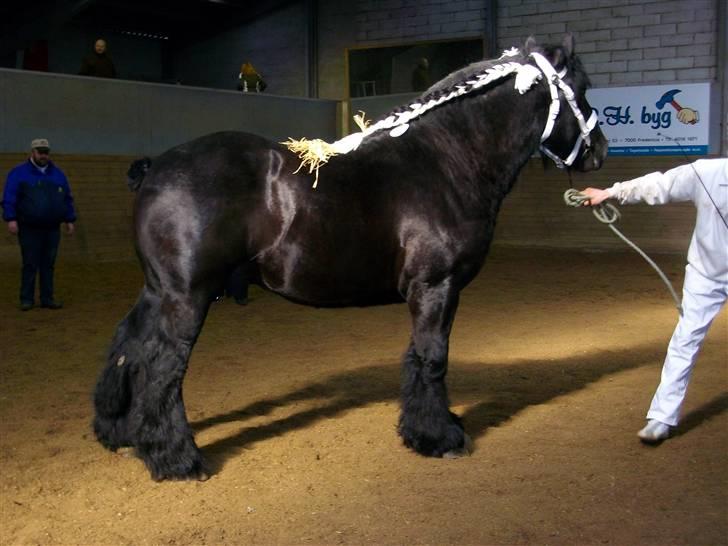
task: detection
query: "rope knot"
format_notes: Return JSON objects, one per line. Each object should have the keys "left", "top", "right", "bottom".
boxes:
{"left": 563, "top": 189, "right": 620, "bottom": 224}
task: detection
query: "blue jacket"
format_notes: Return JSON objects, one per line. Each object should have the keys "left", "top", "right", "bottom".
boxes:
{"left": 2, "top": 159, "right": 76, "bottom": 227}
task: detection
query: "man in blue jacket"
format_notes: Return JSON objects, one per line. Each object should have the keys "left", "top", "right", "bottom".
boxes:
{"left": 2, "top": 138, "right": 76, "bottom": 310}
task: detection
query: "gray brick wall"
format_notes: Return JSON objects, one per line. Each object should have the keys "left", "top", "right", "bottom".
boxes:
{"left": 318, "top": 0, "right": 358, "bottom": 99}
{"left": 497, "top": 0, "right": 720, "bottom": 86}
{"left": 175, "top": 2, "right": 307, "bottom": 95}
{"left": 318, "top": 0, "right": 720, "bottom": 99}
{"left": 354, "top": 0, "right": 486, "bottom": 43}
{"left": 316, "top": 0, "right": 724, "bottom": 166}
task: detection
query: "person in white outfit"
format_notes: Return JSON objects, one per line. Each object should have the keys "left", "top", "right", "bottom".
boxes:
{"left": 579, "top": 158, "right": 728, "bottom": 443}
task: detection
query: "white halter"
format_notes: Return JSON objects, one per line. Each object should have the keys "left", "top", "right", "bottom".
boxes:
{"left": 529, "top": 52, "right": 599, "bottom": 169}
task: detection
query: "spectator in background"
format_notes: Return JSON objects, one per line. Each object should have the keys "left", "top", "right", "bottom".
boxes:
{"left": 411, "top": 57, "right": 430, "bottom": 92}
{"left": 79, "top": 39, "right": 117, "bottom": 78}
{"left": 2, "top": 139, "right": 76, "bottom": 311}
{"left": 238, "top": 62, "right": 266, "bottom": 92}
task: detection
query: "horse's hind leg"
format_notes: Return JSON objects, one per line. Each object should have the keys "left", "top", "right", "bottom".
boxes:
{"left": 93, "top": 282, "right": 211, "bottom": 480}
{"left": 399, "top": 280, "right": 467, "bottom": 457}
{"left": 126, "top": 288, "right": 211, "bottom": 481}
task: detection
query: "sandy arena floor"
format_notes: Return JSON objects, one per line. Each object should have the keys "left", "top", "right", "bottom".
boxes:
{"left": 0, "top": 247, "right": 726, "bottom": 545}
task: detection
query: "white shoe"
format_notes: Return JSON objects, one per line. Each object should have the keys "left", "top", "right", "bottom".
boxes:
{"left": 637, "top": 419, "right": 672, "bottom": 443}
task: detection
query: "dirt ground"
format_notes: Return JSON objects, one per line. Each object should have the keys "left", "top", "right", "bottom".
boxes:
{"left": 0, "top": 247, "right": 726, "bottom": 546}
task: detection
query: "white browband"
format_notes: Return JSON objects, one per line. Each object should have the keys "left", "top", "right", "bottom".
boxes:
{"left": 529, "top": 51, "right": 599, "bottom": 169}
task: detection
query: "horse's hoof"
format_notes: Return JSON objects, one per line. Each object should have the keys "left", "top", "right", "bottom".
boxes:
{"left": 443, "top": 433, "right": 473, "bottom": 459}
{"left": 150, "top": 466, "right": 210, "bottom": 482}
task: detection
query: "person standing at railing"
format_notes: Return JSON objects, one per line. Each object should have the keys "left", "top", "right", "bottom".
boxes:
{"left": 79, "top": 38, "right": 117, "bottom": 78}
{"left": 238, "top": 62, "right": 266, "bottom": 92}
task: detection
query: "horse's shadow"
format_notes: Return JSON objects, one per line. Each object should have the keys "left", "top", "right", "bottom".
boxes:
{"left": 191, "top": 343, "right": 727, "bottom": 473}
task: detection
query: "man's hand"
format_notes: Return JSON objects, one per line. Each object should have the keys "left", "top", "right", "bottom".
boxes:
{"left": 65, "top": 223, "right": 75, "bottom": 235}
{"left": 579, "top": 187, "right": 611, "bottom": 206}
{"left": 7, "top": 220, "right": 18, "bottom": 235}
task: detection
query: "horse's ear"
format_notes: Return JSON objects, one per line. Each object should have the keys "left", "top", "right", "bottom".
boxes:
{"left": 523, "top": 35, "right": 538, "bottom": 54}
{"left": 550, "top": 33, "right": 574, "bottom": 69}
{"left": 562, "top": 33, "right": 575, "bottom": 58}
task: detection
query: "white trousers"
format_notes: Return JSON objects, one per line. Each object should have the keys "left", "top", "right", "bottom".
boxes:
{"left": 646, "top": 264, "right": 728, "bottom": 426}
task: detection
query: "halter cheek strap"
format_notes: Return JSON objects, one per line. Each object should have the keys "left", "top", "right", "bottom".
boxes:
{"left": 529, "top": 52, "right": 599, "bottom": 169}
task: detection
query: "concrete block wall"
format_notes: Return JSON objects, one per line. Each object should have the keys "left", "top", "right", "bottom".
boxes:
{"left": 318, "top": 0, "right": 720, "bottom": 99}
{"left": 317, "top": 0, "right": 490, "bottom": 100}
{"left": 318, "top": 1, "right": 357, "bottom": 100}
{"left": 353, "top": 0, "right": 487, "bottom": 42}
{"left": 174, "top": 2, "right": 307, "bottom": 95}
{"left": 497, "top": 0, "right": 719, "bottom": 88}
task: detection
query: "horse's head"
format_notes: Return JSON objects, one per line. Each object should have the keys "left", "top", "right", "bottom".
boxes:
{"left": 524, "top": 34, "right": 608, "bottom": 172}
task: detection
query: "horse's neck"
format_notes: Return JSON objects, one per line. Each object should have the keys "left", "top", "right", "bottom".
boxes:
{"left": 412, "top": 84, "right": 547, "bottom": 203}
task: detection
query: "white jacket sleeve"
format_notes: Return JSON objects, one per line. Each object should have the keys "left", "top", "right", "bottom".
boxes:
{"left": 606, "top": 163, "right": 698, "bottom": 205}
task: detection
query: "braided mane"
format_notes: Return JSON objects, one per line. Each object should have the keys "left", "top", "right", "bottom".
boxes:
{"left": 370, "top": 48, "right": 525, "bottom": 131}
{"left": 419, "top": 51, "right": 526, "bottom": 104}
{"left": 283, "top": 47, "right": 546, "bottom": 187}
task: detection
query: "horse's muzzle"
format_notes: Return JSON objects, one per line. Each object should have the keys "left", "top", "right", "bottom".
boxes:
{"left": 577, "top": 129, "right": 608, "bottom": 172}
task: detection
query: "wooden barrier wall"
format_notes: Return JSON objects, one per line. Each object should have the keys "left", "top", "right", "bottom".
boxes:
{"left": 0, "top": 153, "right": 702, "bottom": 264}
{"left": 495, "top": 155, "right": 698, "bottom": 253}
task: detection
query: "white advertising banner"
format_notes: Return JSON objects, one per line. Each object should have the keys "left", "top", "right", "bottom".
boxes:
{"left": 588, "top": 83, "right": 711, "bottom": 155}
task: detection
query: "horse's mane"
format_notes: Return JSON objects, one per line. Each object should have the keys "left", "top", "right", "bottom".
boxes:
{"left": 414, "top": 53, "right": 527, "bottom": 107}
{"left": 284, "top": 39, "right": 587, "bottom": 186}
{"left": 380, "top": 42, "right": 590, "bottom": 125}
{"left": 367, "top": 48, "right": 529, "bottom": 131}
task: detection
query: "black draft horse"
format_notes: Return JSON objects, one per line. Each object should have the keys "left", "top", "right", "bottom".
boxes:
{"left": 94, "top": 35, "right": 608, "bottom": 481}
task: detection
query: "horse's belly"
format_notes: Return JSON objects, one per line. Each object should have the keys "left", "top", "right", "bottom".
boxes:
{"left": 258, "top": 247, "right": 402, "bottom": 307}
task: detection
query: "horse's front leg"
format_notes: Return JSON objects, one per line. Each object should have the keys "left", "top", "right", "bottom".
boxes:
{"left": 399, "top": 279, "right": 468, "bottom": 457}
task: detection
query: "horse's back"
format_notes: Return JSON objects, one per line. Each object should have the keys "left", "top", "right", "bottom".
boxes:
{"left": 140, "top": 131, "right": 275, "bottom": 191}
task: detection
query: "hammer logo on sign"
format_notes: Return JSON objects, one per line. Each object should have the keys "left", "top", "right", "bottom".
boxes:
{"left": 656, "top": 89, "right": 699, "bottom": 125}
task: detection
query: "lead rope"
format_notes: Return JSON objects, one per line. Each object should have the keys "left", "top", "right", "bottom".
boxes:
{"left": 563, "top": 189, "right": 683, "bottom": 316}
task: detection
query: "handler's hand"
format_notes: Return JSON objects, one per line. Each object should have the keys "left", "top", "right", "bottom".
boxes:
{"left": 65, "top": 222, "right": 75, "bottom": 235}
{"left": 7, "top": 220, "right": 18, "bottom": 235}
{"left": 579, "top": 187, "right": 610, "bottom": 206}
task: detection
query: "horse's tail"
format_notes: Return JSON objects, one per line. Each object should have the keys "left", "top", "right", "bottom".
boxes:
{"left": 127, "top": 157, "right": 152, "bottom": 191}
{"left": 94, "top": 313, "right": 145, "bottom": 420}
{"left": 93, "top": 290, "right": 158, "bottom": 449}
